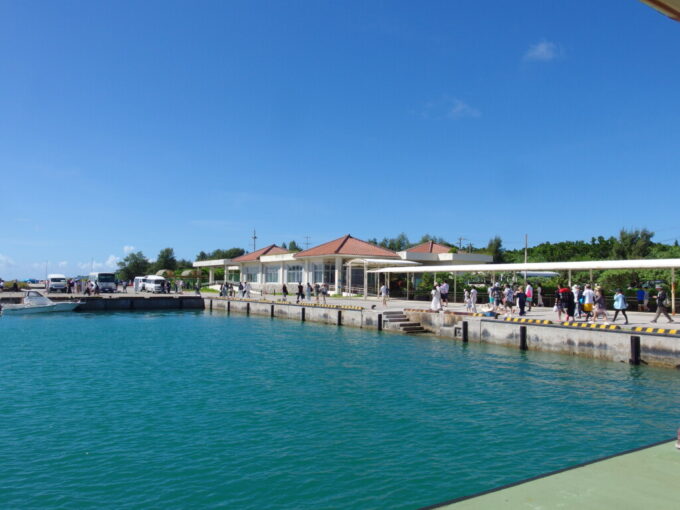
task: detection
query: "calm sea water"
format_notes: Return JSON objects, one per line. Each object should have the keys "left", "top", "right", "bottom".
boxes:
{"left": 1, "top": 311, "right": 678, "bottom": 509}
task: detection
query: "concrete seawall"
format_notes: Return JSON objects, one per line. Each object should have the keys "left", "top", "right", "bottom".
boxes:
{"left": 49, "top": 295, "right": 205, "bottom": 311}
{"left": 403, "top": 309, "right": 680, "bottom": 368}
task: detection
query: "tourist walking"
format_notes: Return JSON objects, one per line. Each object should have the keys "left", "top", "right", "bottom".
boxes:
{"left": 321, "top": 283, "right": 328, "bottom": 304}
{"left": 612, "top": 289, "right": 629, "bottom": 324}
{"left": 314, "top": 283, "right": 320, "bottom": 303}
{"left": 636, "top": 286, "right": 646, "bottom": 311}
{"left": 560, "top": 285, "right": 575, "bottom": 321}
{"left": 296, "top": 282, "right": 304, "bottom": 303}
{"left": 651, "top": 284, "right": 674, "bottom": 323}
{"left": 238, "top": 281, "right": 244, "bottom": 298}
{"left": 525, "top": 282, "right": 533, "bottom": 311}
{"left": 553, "top": 284, "right": 565, "bottom": 321}
{"left": 515, "top": 286, "right": 527, "bottom": 316}
{"left": 439, "top": 281, "right": 449, "bottom": 308}
{"left": 582, "top": 284, "right": 594, "bottom": 321}
{"left": 572, "top": 284, "right": 581, "bottom": 318}
{"left": 470, "top": 287, "right": 478, "bottom": 313}
{"left": 464, "top": 289, "right": 471, "bottom": 311}
{"left": 503, "top": 284, "right": 514, "bottom": 316}
{"left": 244, "top": 282, "right": 251, "bottom": 298}
{"left": 430, "top": 284, "right": 442, "bottom": 311}
{"left": 380, "top": 283, "right": 389, "bottom": 306}
{"left": 306, "top": 283, "right": 312, "bottom": 301}
{"left": 592, "top": 287, "right": 608, "bottom": 322}
{"left": 282, "top": 283, "right": 288, "bottom": 301}
{"left": 195, "top": 281, "right": 201, "bottom": 295}
{"left": 536, "top": 285, "right": 544, "bottom": 307}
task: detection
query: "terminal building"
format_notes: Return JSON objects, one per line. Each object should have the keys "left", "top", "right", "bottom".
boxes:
{"left": 193, "top": 234, "right": 492, "bottom": 295}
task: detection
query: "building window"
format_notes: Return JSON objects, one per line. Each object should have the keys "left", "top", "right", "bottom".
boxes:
{"left": 244, "top": 266, "right": 258, "bottom": 283}
{"left": 286, "top": 265, "right": 303, "bottom": 283}
{"left": 265, "top": 265, "right": 280, "bottom": 283}
{"left": 324, "top": 263, "right": 335, "bottom": 283}
{"left": 312, "top": 263, "right": 324, "bottom": 283}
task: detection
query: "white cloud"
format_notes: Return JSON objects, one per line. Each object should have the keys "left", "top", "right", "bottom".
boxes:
{"left": 0, "top": 254, "right": 16, "bottom": 269}
{"left": 447, "top": 99, "right": 481, "bottom": 119}
{"left": 523, "top": 40, "right": 561, "bottom": 62}
{"left": 58, "top": 260, "right": 68, "bottom": 268}
{"left": 123, "top": 245, "right": 135, "bottom": 254}
{"left": 420, "top": 96, "right": 481, "bottom": 120}
{"left": 77, "top": 255, "right": 119, "bottom": 272}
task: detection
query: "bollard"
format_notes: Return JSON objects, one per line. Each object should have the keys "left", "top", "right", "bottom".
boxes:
{"left": 337, "top": 310, "right": 342, "bottom": 326}
{"left": 246, "top": 302, "right": 250, "bottom": 316}
{"left": 378, "top": 313, "right": 382, "bottom": 331}
{"left": 462, "top": 321, "right": 469, "bottom": 343}
{"left": 301, "top": 307, "right": 305, "bottom": 322}
{"left": 210, "top": 299, "right": 213, "bottom": 311}
{"left": 227, "top": 300, "right": 231, "bottom": 314}
{"left": 630, "top": 335, "right": 641, "bottom": 365}
{"left": 519, "top": 325, "right": 528, "bottom": 350}
{"left": 271, "top": 304, "right": 274, "bottom": 318}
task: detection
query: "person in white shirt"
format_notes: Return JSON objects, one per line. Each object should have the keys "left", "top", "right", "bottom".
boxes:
{"left": 439, "top": 281, "right": 449, "bottom": 307}
{"left": 470, "top": 287, "right": 478, "bottom": 313}
{"left": 380, "top": 284, "right": 389, "bottom": 306}
{"left": 582, "top": 284, "right": 595, "bottom": 321}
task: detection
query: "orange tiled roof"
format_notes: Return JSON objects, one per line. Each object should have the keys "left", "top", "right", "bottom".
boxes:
{"left": 232, "top": 244, "right": 289, "bottom": 262}
{"left": 294, "top": 235, "right": 399, "bottom": 258}
{"left": 406, "top": 241, "right": 452, "bottom": 254}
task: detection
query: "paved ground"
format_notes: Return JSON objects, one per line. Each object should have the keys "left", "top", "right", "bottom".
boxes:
{"left": 2, "top": 290, "right": 676, "bottom": 329}
{"left": 433, "top": 440, "right": 680, "bottom": 510}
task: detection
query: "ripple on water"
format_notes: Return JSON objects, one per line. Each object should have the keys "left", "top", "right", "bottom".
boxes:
{"left": 0, "top": 311, "right": 678, "bottom": 509}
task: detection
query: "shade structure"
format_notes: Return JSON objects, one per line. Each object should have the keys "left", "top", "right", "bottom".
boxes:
{"left": 640, "top": 0, "right": 680, "bottom": 21}
{"left": 368, "top": 258, "right": 680, "bottom": 274}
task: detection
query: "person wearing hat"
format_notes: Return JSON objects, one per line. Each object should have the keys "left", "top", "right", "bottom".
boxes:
{"left": 651, "top": 284, "right": 674, "bottom": 324}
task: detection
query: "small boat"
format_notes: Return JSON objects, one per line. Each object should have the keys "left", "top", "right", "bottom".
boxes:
{"left": 1, "top": 290, "right": 83, "bottom": 315}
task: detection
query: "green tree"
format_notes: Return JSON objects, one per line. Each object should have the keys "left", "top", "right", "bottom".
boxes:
{"left": 117, "top": 251, "right": 151, "bottom": 281}
{"left": 486, "top": 236, "right": 505, "bottom": 263}
{"left": 154, "top": 247, "right": 178, "bottom": 272}
{"left": 612, "top": 228, "right": 654, "bottom": 260}
{"left": 195, "top": 248, "right": 246, "bottom": 261}
{"left": 288, "top": 240, "right": 302, "bottom": 252}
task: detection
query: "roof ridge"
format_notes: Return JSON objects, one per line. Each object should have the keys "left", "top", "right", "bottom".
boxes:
{"left": 334, "top": 234, "right": 352, "bottom": 253}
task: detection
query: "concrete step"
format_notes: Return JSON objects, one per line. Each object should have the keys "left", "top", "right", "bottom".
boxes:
{"left": 383, "top": 310, "right": 406, "bottom": 316}
{"left": 403, "top": 326, "right": 427, "bottom": 333}
{"left": 384, "top": 316, "right": 408, "bottom": 323}
{"left": 397, "top": 322, "right": 421, "bottom": 328}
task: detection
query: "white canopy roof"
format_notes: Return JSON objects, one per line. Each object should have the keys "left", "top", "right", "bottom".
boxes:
{"left": 369, "top": 258, "right": 680, "bottom": 274}
{"left": 347, "top": 258, "right": 421, "bottom": 266}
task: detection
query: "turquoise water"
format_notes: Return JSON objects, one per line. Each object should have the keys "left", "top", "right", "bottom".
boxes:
{"left": 1, "top": 311, "right": 678, "bottom": 509}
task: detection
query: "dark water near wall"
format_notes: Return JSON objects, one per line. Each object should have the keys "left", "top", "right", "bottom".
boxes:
{"left": 1, "top": 311, "right": 678, "bottom": 509}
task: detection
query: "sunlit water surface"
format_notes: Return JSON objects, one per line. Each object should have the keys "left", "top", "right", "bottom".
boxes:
{"left": 1, "top": 311, "right": 678, "bottom": 509}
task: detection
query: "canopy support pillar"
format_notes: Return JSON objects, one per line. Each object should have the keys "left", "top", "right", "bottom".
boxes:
{"left": 348, "top": 261, "right": 352, "bottom": 298}
{"left": 406, "top": 271, "right": 410, "bottom": 300}
{"left": 363, "top": 261, "right": 367, "bottom": 299}
{"left": 568, "top": 269, "right": 572, "bottom": 287}
{"left": 672, "top": 267, "right": 676, "bottom": 316}
{"left": 453, "top": 274, "right": 457, "bottom": 304}
{"left": 589, "top": 269, "right": 593, "bottom": 284}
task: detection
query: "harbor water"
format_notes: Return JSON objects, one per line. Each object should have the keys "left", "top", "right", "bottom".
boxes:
{"left": 1, "top": 311, "right": 679, "bottom": 509}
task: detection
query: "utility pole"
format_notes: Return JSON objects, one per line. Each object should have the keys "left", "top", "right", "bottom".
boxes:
{"left": 524, "top": 234, "right": 528, "bottom": 284}
{"left": 304, "top": 236, "right": 311, "bottom": 249}
{"left": 251, "top": 229, "right": 257, "bottom": 252}
{"left": 457, "top": 237, "right": 467, "bottom": 250}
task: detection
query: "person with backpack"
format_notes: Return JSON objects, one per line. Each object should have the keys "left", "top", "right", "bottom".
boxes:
{"left": 651, "top": 284, "right": 674, "bottom": 324}
{"left": 612, "top": 289, "right": 629, "bottom": 324}
{"left": 560, "top": 284, "right": 575, "bottom": 321}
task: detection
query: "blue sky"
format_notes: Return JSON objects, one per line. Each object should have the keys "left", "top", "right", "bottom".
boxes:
{"left": 1, "top": 0, "right": 679, "bottom": 279}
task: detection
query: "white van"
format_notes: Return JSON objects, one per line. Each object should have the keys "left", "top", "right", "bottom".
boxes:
{"left": 89, "top": 272, "right": 117, "bottom": 293}
{"left": 133, "top": 276, "right": 145, "bottom": 292}
{"left": 46, "top": 274, "right": 68, "bottom": 293}
{"left": 143, "top": 275, "right": 166, "bottom": 293}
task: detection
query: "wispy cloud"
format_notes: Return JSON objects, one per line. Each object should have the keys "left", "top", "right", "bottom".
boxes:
{"left": 419, "top": 96, "right": 481, "bottom": 120}
{"left": 77, "top": 255, "right": 119, "bottom": 271}
{"left": 523, "top": 40, "right": 562, "bottom": 62}
{"left": 58, "top": 260, "right": 68, "bottom": 268}
{"left": 123, "top": 245, "right": 135, "bottom": 254}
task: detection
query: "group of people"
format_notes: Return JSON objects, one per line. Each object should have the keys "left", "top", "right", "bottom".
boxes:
{"left": 429, "top": 281, "right": 451, "bottom": 311}
{"left": 485, "top": 283, "right": 535, "bottom": 316}
{"left": 282, "top": 282, "right": 329, "bottom": 304}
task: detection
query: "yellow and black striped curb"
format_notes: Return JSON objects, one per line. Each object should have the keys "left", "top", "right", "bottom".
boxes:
{"left": 215, "top": 297, "right": 363, "bottom": 311}
{"left": 504, "top": 318, "right": 553, "bottom": 324}
{"left": 631, "top": 326, "right": 679, "bottom": 335}
{"left": 561, "top": 322, "right": 620, "bottom": 330}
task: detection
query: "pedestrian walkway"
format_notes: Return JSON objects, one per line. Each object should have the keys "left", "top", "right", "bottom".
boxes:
{"left": 428, "top": 440, "right": 680, "bottom": 510}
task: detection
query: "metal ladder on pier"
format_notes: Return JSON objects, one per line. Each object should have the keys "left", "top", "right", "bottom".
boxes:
{"left": 382, "top": 310, "right": 427, "bottom": 334}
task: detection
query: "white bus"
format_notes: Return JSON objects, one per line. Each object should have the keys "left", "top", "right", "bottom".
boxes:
{"left": 89, "top": 272, "right": 117, "bottom": 293}
{"left": 143, "top": 275, "right": 166, "bottom": 293}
